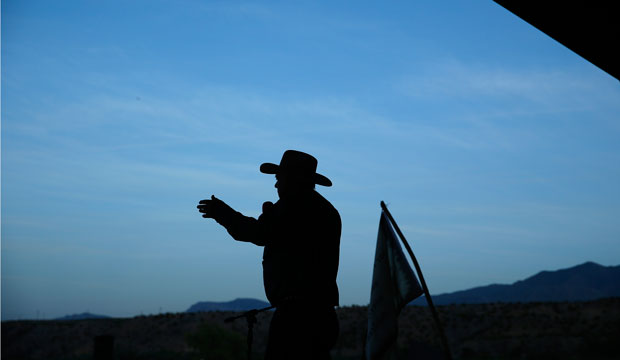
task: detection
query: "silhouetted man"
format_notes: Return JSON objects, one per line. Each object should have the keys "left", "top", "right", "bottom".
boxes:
{"left": 197, "top": 150, "right": 341, "bottom": 360}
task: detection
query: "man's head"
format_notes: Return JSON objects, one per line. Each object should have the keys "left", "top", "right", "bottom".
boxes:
{"left": 260, "top": 150, "right": 331, "bottom": 199}
{"left": 274, "top": 172, "right": 314, "bottom": 199}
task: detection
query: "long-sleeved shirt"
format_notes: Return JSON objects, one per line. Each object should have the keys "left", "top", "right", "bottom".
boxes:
{"left": 218, "top": 190, "right": 341, "bottom": 307}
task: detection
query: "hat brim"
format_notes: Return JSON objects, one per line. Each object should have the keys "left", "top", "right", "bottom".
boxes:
{"left": 260, "top": 163, "right": 332, "bottom": 187}
{"left": 260, "top": 163, "right": 280, "bottom": 174}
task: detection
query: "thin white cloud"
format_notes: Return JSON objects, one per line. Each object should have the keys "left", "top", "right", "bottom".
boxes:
{"left": 399, "top": 59, "right": 620, "bottom": 111}
{"left": 199, "top": 2, "right": 277, "bottom": 20}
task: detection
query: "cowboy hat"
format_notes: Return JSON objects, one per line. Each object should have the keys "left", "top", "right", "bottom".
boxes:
{"left": 260, "top": 150, "right": 332, "bottom": 187}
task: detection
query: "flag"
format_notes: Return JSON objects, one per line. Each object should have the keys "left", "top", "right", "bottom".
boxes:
{"left": 366, "top": 211, "right": 424, "bottom": 360}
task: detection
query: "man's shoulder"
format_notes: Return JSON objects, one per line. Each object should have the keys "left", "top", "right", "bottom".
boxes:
{"left": 311, "top": 191, "right": 340, "bottom": 220}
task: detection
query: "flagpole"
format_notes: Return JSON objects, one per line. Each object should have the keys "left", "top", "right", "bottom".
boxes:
{"left": 380, "top": 201, "right": 453, "bottom": 360}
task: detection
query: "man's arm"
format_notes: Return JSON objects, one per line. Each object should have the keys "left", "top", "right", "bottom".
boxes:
{"left": 197, "top": 195, "right": 267, "bottom": 246}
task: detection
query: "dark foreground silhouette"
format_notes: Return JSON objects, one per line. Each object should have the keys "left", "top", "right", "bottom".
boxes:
{"left": 197, "top": 150, "right": 341, "bottom": 360}
{"left": 3, "top": 299, "right": 620, "bottom": 360}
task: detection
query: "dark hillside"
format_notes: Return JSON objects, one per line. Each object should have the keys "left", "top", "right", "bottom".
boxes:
{"left": 55, "top": 312, "right": 111, "bottom": 321}
{"left": 3, "top": 298, "right": 619, "bottom": 360}
{"left": 186, "top": 298, "right": 270, "bottom": 312}
{"left": 412, "top": 262, "right": 620, "bottom": 305}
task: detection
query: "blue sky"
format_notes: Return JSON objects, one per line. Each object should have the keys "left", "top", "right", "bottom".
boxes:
{"left": 2, "top": 0, "right": 619, "bottom": 320}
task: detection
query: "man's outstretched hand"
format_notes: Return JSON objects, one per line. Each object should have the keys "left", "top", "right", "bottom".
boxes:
{"left": 197, "top": 195, "right": 234, "bottom": 220}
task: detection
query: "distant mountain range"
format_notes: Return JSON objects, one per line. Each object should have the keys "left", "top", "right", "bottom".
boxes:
{"left": 56, "top": 312, "right": 111, "bottom": 321}
{"left": 186, "top": 298, "right": 271, "bottom": 312}
{"left": 411, "top": 261, "right": 620, "bottom": 305}
{"left": 53, "top": 262, "right": 619, "bottom": 319}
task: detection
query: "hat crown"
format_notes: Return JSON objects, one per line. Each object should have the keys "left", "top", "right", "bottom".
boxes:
{"left": 278, "top": 150, "right": 317, "bottom": 175}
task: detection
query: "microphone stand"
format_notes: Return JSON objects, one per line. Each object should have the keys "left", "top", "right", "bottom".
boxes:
{"left": 225, "top": 305, "right": 275, "bottom": 360}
